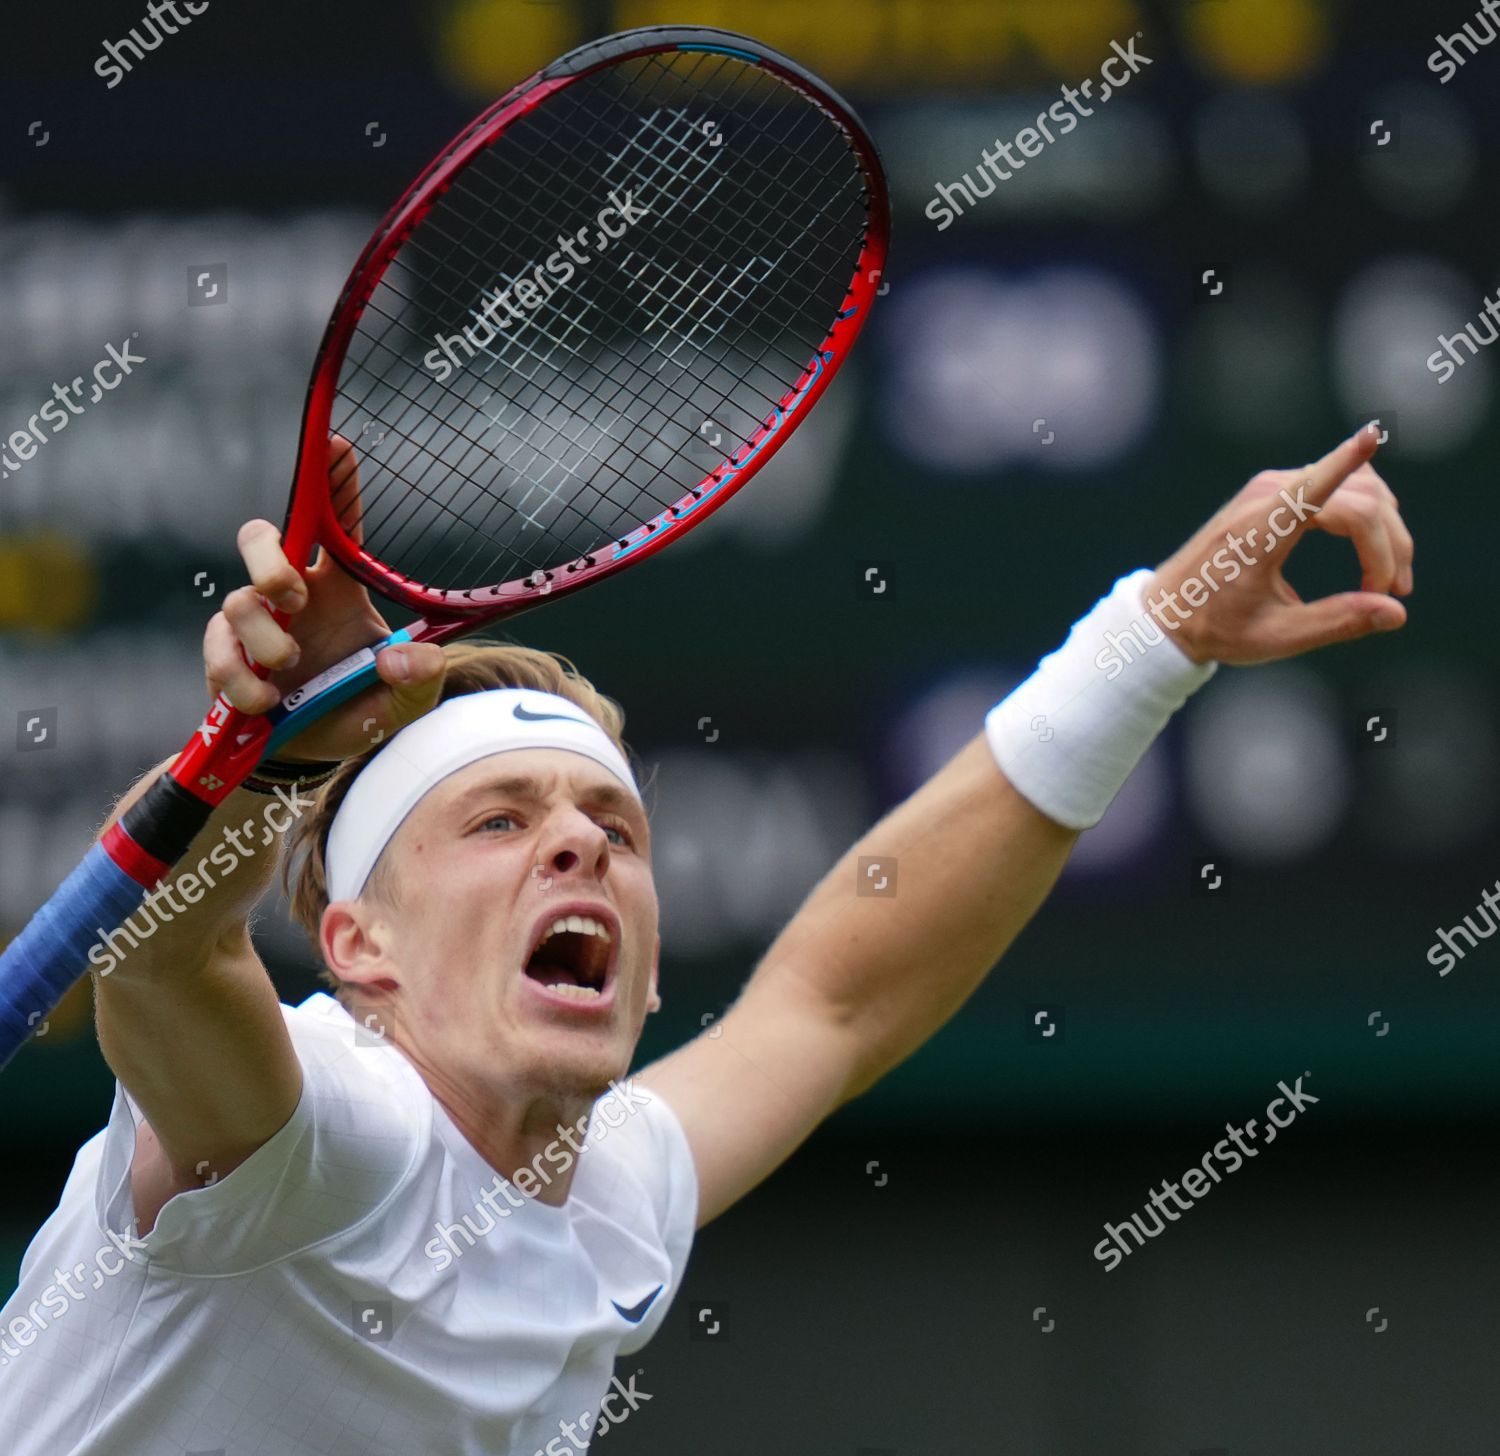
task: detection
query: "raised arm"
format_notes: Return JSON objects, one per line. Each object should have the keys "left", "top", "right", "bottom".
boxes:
{"left": 641, "top": 427, "right": 1413, "bottom": 1228}
{"left": 639, "top": 733, "right": 1074, "bottom": 1226}
{"left": 92, "top": 441, "right": 446, "bottom": 1230}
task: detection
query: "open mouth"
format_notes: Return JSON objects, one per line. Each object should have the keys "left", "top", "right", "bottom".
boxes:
{"left": 523, "top": 910, "right": 617, "bottom": 1003}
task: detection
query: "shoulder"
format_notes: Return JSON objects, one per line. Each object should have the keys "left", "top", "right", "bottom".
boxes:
{"left": 115, "top": 995, "right": 434, "bottom": 1273}
{"left": 279, "top": 991, "right": 434, "bottom": 1160}
{"left": 576, "top": 1077, "right": 698, "bottom": 1240}
{"left": 573, "top": 1079, "right": 699, "bottom": 1353}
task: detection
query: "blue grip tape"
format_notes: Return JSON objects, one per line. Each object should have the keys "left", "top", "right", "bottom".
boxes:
{"left": 0, "top": 842, "right": 147, "bottom": 1070}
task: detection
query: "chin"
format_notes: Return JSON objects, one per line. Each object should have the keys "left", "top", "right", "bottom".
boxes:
{"left": 520, "top": 1031, "right": 632, "bottom": 1102}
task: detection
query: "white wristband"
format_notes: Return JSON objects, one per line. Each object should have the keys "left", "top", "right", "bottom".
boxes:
{"left": 984, "top": 569, "right": 1218, "bottom": 830}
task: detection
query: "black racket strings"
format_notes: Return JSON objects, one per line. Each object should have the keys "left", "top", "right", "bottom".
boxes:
{"left": 348, "top": 56, "right": 861, "bottom": 587}
{"left": 329, "top": 48, "right": 872, "bottom": 595}
{"left": 392, "top": 51, "right": 859, "bottom": 569}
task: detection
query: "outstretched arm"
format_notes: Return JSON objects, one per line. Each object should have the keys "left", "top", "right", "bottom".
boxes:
{"left": 93, "top": 441, "right": 446, "bottom": 1230}
{"left": 638, "top": 728, "right": 1075, "bottom": 1226}
{"left": 641, "top": 426, "right": 1414, "bottom": 1227}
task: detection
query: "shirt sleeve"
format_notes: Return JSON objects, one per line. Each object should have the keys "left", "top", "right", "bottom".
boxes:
{"left": 582, "top": 1079, "right": 698, "bottom": 1354}
{"left": 92, "top": 997, "right": 429, "bottom": 1277}
{"left": 634, "top": 1087, "right": 698, "bottom": 1293}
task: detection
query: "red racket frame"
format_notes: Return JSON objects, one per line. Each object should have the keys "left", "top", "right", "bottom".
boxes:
{"left": 160, "top": 25, "right": 889, "bottom": 819}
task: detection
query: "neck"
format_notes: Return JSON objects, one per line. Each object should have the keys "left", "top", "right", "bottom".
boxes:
{"left": 416, "top": 1055, "right": 598, "bottom": 1207}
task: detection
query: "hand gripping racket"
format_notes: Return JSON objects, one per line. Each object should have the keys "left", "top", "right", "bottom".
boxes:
{"left": 0, "top": 24, "right": 889, "bottom": 1067}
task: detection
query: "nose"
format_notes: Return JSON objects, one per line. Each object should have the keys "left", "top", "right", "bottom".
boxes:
{"left": 540, "top": 810, "right": 610, "bottom": 881}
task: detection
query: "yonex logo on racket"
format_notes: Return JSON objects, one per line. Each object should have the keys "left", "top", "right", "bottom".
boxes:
{"left": 195, "top": 695, "right": 233, "bottom": 747}
{"left": 0, "top": 26, "right": 890, "bottom": 1099}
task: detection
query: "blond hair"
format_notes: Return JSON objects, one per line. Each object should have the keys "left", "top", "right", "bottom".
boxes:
{"left": 280, "top": 640, "right": 646, "bottom": 1000}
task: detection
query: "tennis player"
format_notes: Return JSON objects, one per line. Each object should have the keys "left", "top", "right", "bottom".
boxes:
{"left": 0, "top": 427, "right": 1411, "bottom": 1454}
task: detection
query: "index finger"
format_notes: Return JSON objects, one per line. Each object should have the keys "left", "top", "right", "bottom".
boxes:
{"left": 329, "top": 433, "right": 365, "bottom": 546}
{"left": 1298, "top": 423, "right": 1382, "bottom": 515}
{"left": 236, "top": 519, "right": 306, "bottom": 613}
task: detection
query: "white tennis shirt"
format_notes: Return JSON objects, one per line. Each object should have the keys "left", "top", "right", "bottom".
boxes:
{"left": 0, "top": 993, "right": 697, "bottom": 1455}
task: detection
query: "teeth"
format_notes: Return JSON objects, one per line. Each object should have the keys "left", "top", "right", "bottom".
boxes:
{"left": 529, "top": 914, "right": 614, "bottom": 996}
{"left": 537, "top": 914, "right": 612, "bottom": 948}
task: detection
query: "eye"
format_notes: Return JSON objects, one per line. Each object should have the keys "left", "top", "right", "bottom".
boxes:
{"left": 476, "top": 812, "right": 520, "bottom": 833}
{"left": 599, "top": 817, "right": 633, "bottom": 848}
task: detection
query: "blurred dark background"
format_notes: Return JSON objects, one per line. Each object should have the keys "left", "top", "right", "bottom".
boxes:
{"left": 3, "top": 0, "right": 1497, "bottom": 1451}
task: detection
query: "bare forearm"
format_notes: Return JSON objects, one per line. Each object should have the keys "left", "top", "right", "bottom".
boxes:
{"left": 92, "top": 757, "right": 306, "bottom": 1184}
{"left": 73, "top": 496, "right": 447, "bottom": 1196}
{"left": 757, "top": 733, "right": 1077, "bottom": 1101}
{"left": 93, "top": 756, "right": 295, "bottom": 981}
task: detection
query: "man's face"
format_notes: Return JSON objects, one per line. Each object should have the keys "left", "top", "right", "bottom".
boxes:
{"left": 326, "top": 748, "right": 660, "bottom": 1104}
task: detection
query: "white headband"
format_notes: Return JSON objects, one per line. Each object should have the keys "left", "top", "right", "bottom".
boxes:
{"left": 324, "top": 688, "right": 641, "bottom": 903}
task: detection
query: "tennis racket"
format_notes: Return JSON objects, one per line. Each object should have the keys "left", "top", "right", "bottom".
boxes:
{"left": 0, "top": 23, "right": 889, "bottom": 1067}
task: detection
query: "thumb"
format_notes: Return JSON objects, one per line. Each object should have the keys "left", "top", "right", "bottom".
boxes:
{"left": 1261, "top": 591, "right": 1406, "bottom": 659}
{"left": 374, "top": 642, "right": 447, "bottom": 727}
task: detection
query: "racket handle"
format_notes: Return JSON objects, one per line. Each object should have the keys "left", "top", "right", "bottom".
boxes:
{"left": 0, "top": 628, "right": 416, "bottom": 1070}
{"left": 0, "top": 841, "right": 148, "bottom": 1070}
{"left": 265, "top": 627, "right": 412, "bottom": 754}
{"left": 0, "top": 772, "right": 215, "bottom": 1070}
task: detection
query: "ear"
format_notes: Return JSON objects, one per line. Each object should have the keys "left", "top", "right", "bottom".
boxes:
{"left": 646, "top": 932, "right": 662, "bottom": 1014}
{"left": 321, "top": 900, "right": 402, "bottom": 997}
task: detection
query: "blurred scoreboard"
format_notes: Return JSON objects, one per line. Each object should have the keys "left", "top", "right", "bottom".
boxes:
{"left": 2, "top": 0, "right": 1496, "bottom": 1136}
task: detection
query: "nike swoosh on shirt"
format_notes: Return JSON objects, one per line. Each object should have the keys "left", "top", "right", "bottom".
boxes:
{"left": 612, "top": 1285, "right": 664, "bottom": 1324}
{"left": 513, "top": 703, "right": 590, "bottom": 725}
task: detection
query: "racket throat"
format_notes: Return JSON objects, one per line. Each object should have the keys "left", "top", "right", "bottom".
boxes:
{"left": 265, "top": 629, "right": 414, "bottom": 755}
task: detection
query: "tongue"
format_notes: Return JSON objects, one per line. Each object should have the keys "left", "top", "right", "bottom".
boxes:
{"left": 527, "top": 959, "right": 583, "bottom": 988}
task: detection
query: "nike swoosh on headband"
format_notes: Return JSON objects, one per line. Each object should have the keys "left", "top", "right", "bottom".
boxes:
{"left": 513, "top": 703, "right": 591, "bottom": 725}
{"left": 611, "top": 1285, "right": 664, "bottom": 1324}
